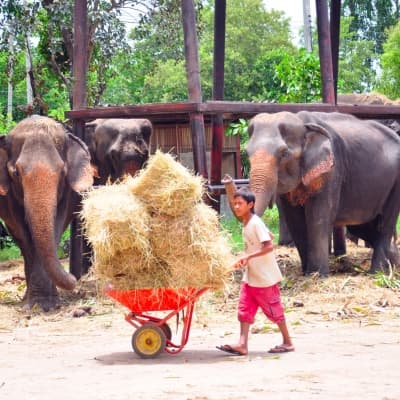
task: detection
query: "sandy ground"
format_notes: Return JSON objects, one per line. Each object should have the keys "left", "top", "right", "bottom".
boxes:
{"left": 1, "top": 245, "right": 400, "bottom": 400}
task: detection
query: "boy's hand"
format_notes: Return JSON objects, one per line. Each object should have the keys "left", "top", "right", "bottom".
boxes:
{"left": 221, "top": 174, "right": 233, "bottom": 184}
{"left": 235, "top": 256, "right": 249, "bottom": 268}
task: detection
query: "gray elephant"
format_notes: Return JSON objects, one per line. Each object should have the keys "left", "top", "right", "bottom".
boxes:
{"left": 246, "top": 111, "right": 400, "bottom": 275}
{"left": 0, "top": 116, "right": 93, "bottom": 310}
{"left": 337, "top": 93, "right": 400, "bottom": 135}
{"left": 84, "top": 118, "right": 153, "bottom": 184}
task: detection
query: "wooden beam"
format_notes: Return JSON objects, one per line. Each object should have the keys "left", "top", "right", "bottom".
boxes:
{"left": 66, "top": 101, "right": 400, "bottom": 122}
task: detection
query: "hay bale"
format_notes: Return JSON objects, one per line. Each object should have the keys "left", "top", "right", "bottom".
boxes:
{"left": 80, "top": 183, "right": 154, "bottom": 285}
{"left": 92, "top": 251, "right": 169, "bottom": 290}
{"left": 150, "top": 203, "right": 235, "bottom": 289}
{"left": 127, "top": 151, "right": 204, "bottom": 217}
{"left": 80, "top": 153, "right": 235, "bottom": 290}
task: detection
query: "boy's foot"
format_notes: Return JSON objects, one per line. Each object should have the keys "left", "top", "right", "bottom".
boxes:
{"left": 216, "top": 344, "right": 248, "bottom": 356}
{"left": 268, "top": 344, "right": 295, "bottom": 353}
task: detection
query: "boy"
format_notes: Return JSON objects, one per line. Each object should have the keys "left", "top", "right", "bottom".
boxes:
{"left": 217, "top": 185, "right": 294, "bottom": 356}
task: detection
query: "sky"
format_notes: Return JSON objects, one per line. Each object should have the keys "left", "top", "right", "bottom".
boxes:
{"left": 264, "top": 0, "right": 317, "bottom": 45}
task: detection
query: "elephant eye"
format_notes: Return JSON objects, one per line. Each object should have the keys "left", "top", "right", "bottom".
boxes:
{"left": 7, "top": 163, "right": 19, "bottom": 179}
{"left": 278, "top": 147, "right": 290, "bottom": 160}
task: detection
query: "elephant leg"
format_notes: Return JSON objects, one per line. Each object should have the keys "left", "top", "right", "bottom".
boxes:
{"left": 23, "top": 252, "right": 60, "bottom": 311}
{"left": 276, "top": 198, "right": 294, "bottom": 246}
{"left": 82, "top": 237, "right": 93, "bottom": 275}
{"left": 304, "top": 202, "right": 332, "bottom": 276}
{"left": 370, "top": 232, "right": 399, "bottom": 273}
{"left": 279, "top": 197, "right": 308, "bottom": 273}
{"left": 332, "top": 226, "right": 346, "bottom": 256}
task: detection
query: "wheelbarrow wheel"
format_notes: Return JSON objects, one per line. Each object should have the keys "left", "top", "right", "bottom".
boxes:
{"left": 132, "top": 323, "right": 166, "bottom": 359}
{"left": 161, "top": 323, "right": 172, "bottom": 341}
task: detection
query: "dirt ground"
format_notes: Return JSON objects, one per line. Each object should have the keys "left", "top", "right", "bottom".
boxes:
{"left": 1, "top": 242, "right": 400, "bottom": 400}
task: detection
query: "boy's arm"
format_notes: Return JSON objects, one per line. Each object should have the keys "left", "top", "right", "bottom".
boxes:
{"left": 222, "top": 174, "right": 238, "bottom": 220}
{"left": 234, "top": 240, "right": 274, "bottom": 268}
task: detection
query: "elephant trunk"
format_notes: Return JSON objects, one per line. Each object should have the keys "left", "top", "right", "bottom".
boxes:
{"left": 23, "top": 163, "right": 76, "bottom": 290}
{"left": 249, "top": 150, "right": 278, "bottom": 217}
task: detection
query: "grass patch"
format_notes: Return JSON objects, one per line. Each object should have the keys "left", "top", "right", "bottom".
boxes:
{"left": 220, "top": 206, "right": 281, "bottom": 252}
{"left": 0, "top": 246, "right": 21, "bottom": 261}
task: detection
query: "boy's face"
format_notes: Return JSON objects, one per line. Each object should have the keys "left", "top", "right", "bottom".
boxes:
{"left": 233, "top": 196, "right": 254, "bottom": 219}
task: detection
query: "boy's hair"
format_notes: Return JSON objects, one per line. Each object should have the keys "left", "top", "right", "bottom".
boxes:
{"left": 233, "top": 187, "right": 256, "bottom": 213}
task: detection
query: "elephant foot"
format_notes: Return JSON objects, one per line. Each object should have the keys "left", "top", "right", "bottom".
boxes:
{"left": 304, "top": 266, "right": 329, "bottom": 277}
{"left": 370, "top": 243, "right": 400, "bottom": 274}
{"left": 23, "top": 293, "right": 61, "bottom": 312}
{"left": 278, "top": 239, "right": 295, "bottom": 247}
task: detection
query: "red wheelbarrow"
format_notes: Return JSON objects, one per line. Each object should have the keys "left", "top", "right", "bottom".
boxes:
{"left": 105, "top": 285, "right": 208, "bottom": 358}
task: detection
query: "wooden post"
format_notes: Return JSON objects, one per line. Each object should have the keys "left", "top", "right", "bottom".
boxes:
{"left": 330, "top": 0, "right": 341, "bottom": 103}
{"left": 316, "top": 0, "right": 335, "bottom": 104}
{"left": 316, "top": 0, "right": 346, "bottom": 256}
{"left": 181, "top": 0, "right": 208, "bottom": 179}
{"left": 210, "top": 0, "right": 226, "bottom": 211}
{"left": 70, "top": 0, "right": 87, "bottom": 279}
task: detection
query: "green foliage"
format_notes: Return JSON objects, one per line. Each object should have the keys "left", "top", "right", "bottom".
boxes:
{"left": 337, "top": 17, "right": 376, "bottom": 92}
{"left": 225, "top": 118, "right": 250, "bottom": 177}
{"left": 57, "top": 227, "right": 70, "bottom": 258}
{"left": 0, "top": 112, "right": 16, "bottom": 134}
{"left": 274, "top": 48, "right": 321, "bottom": 103}
{"left": 262, "top": 206, "right": 280, "bottom": 237}
{"left": 377, "top": 21, "right": 400, "bottom": 99}
{"left": 141, "top": 60, "right": 189, "bottom": 103}
{"left": 220, "top": 206, "right": 280, "bottom": 252}
{"left": 342, "top": 0, "right": 398, "bottom": 54}
{"left": 0, "top": 245, "right": 21, "bottom": 261}
{"left": 220, "top": 217, "right": 243, "bottom": 252}
{"left": 374, "top": 271, "right": 400, "bottom": 290}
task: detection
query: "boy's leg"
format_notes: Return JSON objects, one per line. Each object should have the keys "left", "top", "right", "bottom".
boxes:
{"left": 239, "top": 322, "right": 251, "bottom": 350}
{"left": 274, "top": 320, "right": 294, "bottom": 350}
{"left": 216, "top": 283, "right": 256, "bottom": 355}
{"left": 255, "top": 284, "right": 295, "bottom": 352}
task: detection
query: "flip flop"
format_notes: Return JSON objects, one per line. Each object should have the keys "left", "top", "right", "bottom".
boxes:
{"left": 216, "top": 344, "right": 247, "bottom": 356}
{"left": 268, "top": 344, "right": 295, "bottom": 354}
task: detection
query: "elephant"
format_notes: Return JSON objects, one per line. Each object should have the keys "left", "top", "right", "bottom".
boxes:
{"left": 84, "top": 118, "right": 153, "bottom": 184}
{"left": 0, "top": 116, "right": 93, "bottom": 310}
{"left": 74, "top": 118, "right": 153, "bottom": 276}
{"left": 337, "top": 93, "right": 400, "bottom": 135}
{"left": 246, "top": 111, "right": 400, "bottom": 276}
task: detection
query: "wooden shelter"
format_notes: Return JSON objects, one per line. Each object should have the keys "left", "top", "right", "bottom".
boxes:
{"left": 66, "top": 0, "right": 400, "bottom": 277}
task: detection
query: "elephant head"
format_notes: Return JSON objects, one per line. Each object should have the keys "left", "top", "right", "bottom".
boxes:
{"left": 0, "top": 116, "right": 93, "bottom": 309}
{"left": 247, "top": 112, "right": 334, "bottom": 216}
{"left": 84, "top": 118, "right": 153, "bottom": 184}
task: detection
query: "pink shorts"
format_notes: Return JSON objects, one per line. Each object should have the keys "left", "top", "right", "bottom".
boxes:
{"left": 238, "top": 282, "right": 285, "bottom": 324}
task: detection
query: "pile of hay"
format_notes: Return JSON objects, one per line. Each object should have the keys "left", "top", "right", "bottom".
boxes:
{"left": 81, "top": 151, "right": 234, "bottom": 290}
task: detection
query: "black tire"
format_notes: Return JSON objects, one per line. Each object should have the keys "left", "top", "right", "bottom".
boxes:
{"left": 131, "top": 323, "right": 166, "bottom": 359}
{"left": 160, "top": 323, "right": 172, "bottom": 341}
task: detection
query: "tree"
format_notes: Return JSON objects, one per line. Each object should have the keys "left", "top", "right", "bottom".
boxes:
{"left": 377, "top": 21, "right": 400, "bottom": 99}
{"left": 132, "top": 0, "right": 294, "bottom": 103}
{"left": 337, "top": 17, "right": 376, "bottom": 92}
{"left": 342, "top": 0, "right": 399, "bottom": 53}
{"left": 0, "top": 0, "right": 131, "bottom": 116}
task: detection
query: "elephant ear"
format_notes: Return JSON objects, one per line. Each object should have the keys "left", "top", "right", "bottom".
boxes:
{"left": 140, "top": 119, "right": 153, "bottom": 144}
{"left": 301, "top": 123, "right": 334, "bottom": 187}
{"left": 66, "top": 133, "right": 94, "bottom": 193}
{"left": 84, "top": 119, "right": 101, "bottom": 157}
{"left": 0, "top": 136, "right": 9, "bottom": 195}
